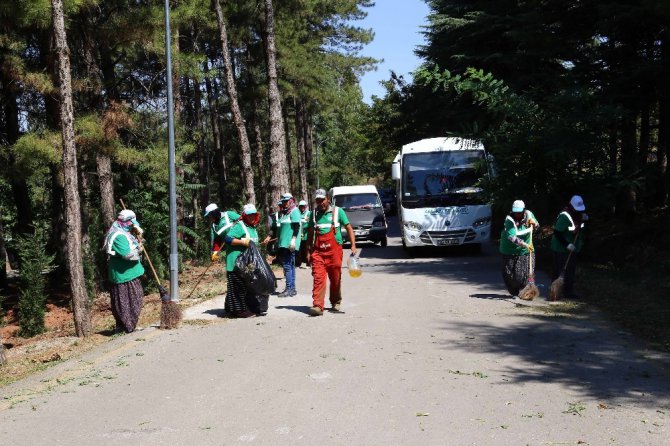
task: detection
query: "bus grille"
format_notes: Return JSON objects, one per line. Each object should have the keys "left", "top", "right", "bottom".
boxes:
{"left": 419, "top": 229, "right": 477, "bottom": 245}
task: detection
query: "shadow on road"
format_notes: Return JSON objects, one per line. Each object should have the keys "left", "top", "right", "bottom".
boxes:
{"left": 275, "top": 305, "right": 312, "bottom": 315}
{"left": 469, "top": 293, "right": 514, "bottom": 300}
{"left": 439, "top": 316, "right": 670, "bottom": 406}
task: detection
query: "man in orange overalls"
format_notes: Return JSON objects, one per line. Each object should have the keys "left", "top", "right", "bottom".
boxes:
{"left": 306, "top": 189, "right": 357, "bottom": 316}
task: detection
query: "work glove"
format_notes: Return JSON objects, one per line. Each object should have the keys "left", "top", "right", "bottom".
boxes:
{"left": 289, "top": 238, "right": 296, "bottom": 252}
{"left": 566, "top": 243, "right": 576, "bottom": 252}
{"left": 527, "top": 243, "right": 534, "bottom": 253}
{"left": 242, "top": 238, "right": 251, "bottom": 248}
{"left": 211, "top": 251, "right": 220, "bottom": 262}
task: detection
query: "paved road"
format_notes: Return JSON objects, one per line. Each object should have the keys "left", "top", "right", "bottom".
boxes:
{"left": 1, "top": 217, "right": 669, "bottom": 445}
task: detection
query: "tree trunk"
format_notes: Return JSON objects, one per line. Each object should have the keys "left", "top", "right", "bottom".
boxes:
{"left": 51, "top": 0, "right": 91, "bottom": 337}
{"left": 213, "top": 0, "right": 255, "bottom": 204}
{"left": 252, "top": 105, "right": 269, "bottom": 212}
{"left": 204, "top": 63, "right": 226, "bottom": 204}
{"left": 620, "top": 113, "right": 637, "bottom": 175}
{"left": 263, "top": 0, "right": 289, "bottom": 200}
{"left": 0, "top": 210, "right": 7, "bottom": 289}
{"left": 1, "top": 75, "right": 33, "bottom": 235}
{"left": 284, "top": 103, "right": 294, "bottom": 192}
{"left": 294, "top": 98, "right": 308, "bottom": 202}
{"left": 96, "top": 153, "right": 116, "bottom": 226}
{"left": 304, "top": 114, "right": 315, "bottom": 193}
{"left": 659, "top": 96, "right": 669, "bottom": 205}
{"left": 193, "top": 76, "right": 209, "bottom": 208}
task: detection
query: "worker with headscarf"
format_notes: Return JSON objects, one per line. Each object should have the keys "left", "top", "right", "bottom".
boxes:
{"left": 103, "top": 209, "right": 145, "bottom": 333}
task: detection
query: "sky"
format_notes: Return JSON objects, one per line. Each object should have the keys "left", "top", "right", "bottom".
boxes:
{"left": 358, "top": 0, "right": 431, "bottom": 104}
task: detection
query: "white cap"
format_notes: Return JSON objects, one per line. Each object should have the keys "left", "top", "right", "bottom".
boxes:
{"left": 203, "top": 203, "right": 218, "bottom": 216}
{"left": 511, "top": 200, "right": 525, "bottom": 212}
{"left": 280, "top": 193, "right": 293, "bottom": 201}
{"left": 314, "top": 188, "right": 327, "bottom": 199}
{"left": 570, "top": 195, "right": 586, "bottom": 211}
{"left": 118, "top": 209, "right": 136, "bottom": 222}
{"left": 298, "top": 200, "right": 307, "bottom": 206}
{"left": 243, "top": 204, "right": 257, "bottom": 214}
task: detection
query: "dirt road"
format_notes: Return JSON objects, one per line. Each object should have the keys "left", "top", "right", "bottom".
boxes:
{"left": 1, "top": 218, "right": 668, "bottom": 445}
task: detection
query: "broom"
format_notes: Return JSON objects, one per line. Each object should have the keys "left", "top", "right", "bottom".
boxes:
{"left": 120, "top": 199, "right": 181, "bottom": 328}
{"left": 518, "top": 242, "right": 539, "bottom": 301}
{"left": 549, "top": 233, "right": 578, "bottom": 301}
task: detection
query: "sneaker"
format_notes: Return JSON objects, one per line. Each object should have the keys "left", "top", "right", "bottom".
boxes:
{"left": 289, "top": 289, "right": 297, "bottom": 296}
{"left": 277, "top": 290, "right": 292, "bottom": 298}
{"left": 332, "top": 303, "right": 341, "bottom": 312}
{"left": 308, "top": 306, "right": 323, "bottom": 316}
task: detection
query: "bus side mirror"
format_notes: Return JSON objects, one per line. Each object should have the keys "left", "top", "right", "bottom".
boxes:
{"left": 391, "top": 162, "right": 400, "bottom": 180}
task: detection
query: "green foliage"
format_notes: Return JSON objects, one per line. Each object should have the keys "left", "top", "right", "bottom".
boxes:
{"left": 14, "top": 229, "right": 54, "bottom": 338}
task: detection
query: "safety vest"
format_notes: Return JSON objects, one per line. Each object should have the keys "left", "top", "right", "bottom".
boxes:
{"left": 213, "top": 212, "right": 235, "bottom": 235}
{"left": 104, "top": 226, "right": 140, "bottom": 257}
{"left": 313, "top": 205, "right": 340, "bottom": 230}
{"left": 560, "top": 211, "right": 584, "bottom": 232}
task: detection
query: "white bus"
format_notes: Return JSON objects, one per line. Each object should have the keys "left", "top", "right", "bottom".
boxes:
{"left": 391, "top": 137, "right": 493, "bottom": 250}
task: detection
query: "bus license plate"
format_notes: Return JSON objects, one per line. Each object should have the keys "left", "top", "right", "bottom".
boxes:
{"left": 437, "top": 239, "right": 459, "bottom": 246}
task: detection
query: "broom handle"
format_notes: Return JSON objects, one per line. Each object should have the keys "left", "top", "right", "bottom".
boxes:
{"left": 561, "top": 232, "right": 580, "bottom": 272}
{"left": 186, "top": 258, "right": 216, "bottom": 299}
{"left": 120, "top": 199, "right": 162, "bottom": 287}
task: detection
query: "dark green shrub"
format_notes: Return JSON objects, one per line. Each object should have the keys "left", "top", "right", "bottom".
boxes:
{"left": 14, "top": 230, "right": 54, "bottom": 338}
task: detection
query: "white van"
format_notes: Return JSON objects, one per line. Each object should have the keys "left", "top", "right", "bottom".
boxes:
{"left": 329, "top": 185, "right": 388, "bottom": 247}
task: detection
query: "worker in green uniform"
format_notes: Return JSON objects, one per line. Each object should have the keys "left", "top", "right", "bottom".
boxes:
{"left": 296, "top": 199, "right": 311, "bottom": 269}
{"left": 276, "top": 193, "right": 302, "bottom": 297}
{"left": 551, "top": 195, "right": 588, "bottom": 299}
{"left": 103, "top": 209, "right": 146, "bottom": 333}
{"left": 499, "top": 200, "right": 539, "bottom": 297}
{"left": 204, "top": 203, "right": 240, "bottom": 262}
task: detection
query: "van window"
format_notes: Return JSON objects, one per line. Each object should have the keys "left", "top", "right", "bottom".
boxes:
{"left": 333, "top": 193, "right": 382, "bottom": 210}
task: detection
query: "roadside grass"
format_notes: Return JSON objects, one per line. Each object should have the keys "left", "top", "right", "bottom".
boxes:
{"left": 0, "top": 262, "right": 228, "bottom": 388}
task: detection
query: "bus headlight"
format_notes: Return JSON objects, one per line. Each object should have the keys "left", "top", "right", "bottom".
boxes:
{"left": 473, "top": 217, "right": 491, "bottom": 228}
{"left": 404, "top": 221, "right": 422, "bottom": 232}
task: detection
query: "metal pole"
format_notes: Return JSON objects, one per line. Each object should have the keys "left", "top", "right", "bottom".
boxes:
{"left": 164, "top": 0, "right": 179, "bottom": 301}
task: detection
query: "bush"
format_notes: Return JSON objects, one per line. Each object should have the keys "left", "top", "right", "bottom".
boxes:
{"left": 14, "top": 229, "right": 54, "bottom": 338}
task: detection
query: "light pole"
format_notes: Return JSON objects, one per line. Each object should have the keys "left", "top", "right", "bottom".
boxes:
{"left": 164, "top": 0, "right": 178, "bottom": 300}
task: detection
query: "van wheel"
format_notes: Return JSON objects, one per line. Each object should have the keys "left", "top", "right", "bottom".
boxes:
{"left": 381, "top": 237, "right": 387, "bottom": 247}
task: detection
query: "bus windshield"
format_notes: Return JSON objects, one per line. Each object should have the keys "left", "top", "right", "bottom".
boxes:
{"left": 402, "top": 150, "right": 487, "bottom": 206}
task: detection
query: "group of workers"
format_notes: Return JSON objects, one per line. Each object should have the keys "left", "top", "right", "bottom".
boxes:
{"left": 102, "top": 189, "right": 587, "bottom": 332}
{"left": 204, "top": 188, "right": 358, "bottom": 318}
{"left": 103, "top": 188, "right": 358, "bottom": 331}
{"left": 499, "top": 194, "right": 587, "bottom": 300}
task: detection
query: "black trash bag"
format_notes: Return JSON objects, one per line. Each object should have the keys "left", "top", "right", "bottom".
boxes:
{"left": 234, "top": 241, "right": 277, "bottom": 295}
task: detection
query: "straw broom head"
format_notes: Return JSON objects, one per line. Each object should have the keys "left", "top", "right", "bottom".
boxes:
{"left": 518, "top": 282, "right": 540, "bottom": 301}
{"left": 549, "top": 275, "right": 564, "bottom": 301}
{"left": 160, "top": 301, "right": 182, "bottom": 329}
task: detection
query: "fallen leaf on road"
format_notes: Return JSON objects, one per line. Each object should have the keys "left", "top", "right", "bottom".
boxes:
{"left": 416, "top": 412, "right": 430, "bottom": 417}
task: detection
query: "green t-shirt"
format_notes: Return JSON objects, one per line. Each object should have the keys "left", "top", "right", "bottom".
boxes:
{"left": 225, "top": 221, "right": 259, "bottom": 272}
{"left": 551, "top": 211, "right": 584, "bottom": 253}
{"left": 210, "top": 210, "right": 241, "bottom": 247}
{"left": 300, "top": 210, "right": 311, "bottom": 241}
{"left": 308, "top": 206, "right": 350, "bottom": 245}
{"left": 278, "top": 208, "right": 302, "bottom": 250}
{"left": 499, "top": 210, "right": 538, "bottom": 256}
{"left": 107, "top": 230, "right": 145, "bottom": 284}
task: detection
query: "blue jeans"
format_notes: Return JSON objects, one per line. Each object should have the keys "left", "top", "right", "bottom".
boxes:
{"left": 279, "top": 248, "right": 296, "bottom": 291}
